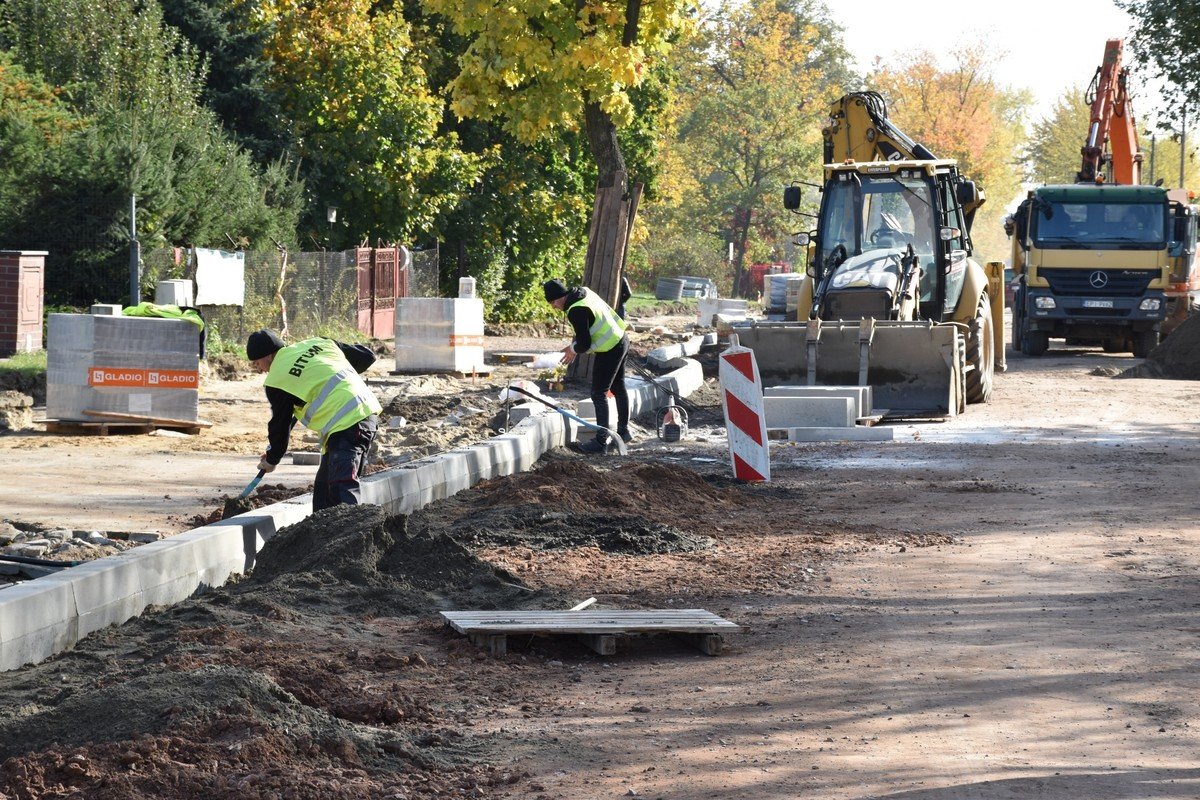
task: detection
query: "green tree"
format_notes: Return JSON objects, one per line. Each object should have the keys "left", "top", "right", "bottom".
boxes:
{"left": 424, "top": 0, "right": 694, "bottom": 309}
{"left": 158, "top": 0, "right": 292, "bottom": 164}
{"left": 2, "top": 0, "right": 305, "bottom": 304}
{"left": 1026, "top": 87, "right": 1091, "bottom": 185}
{"left": 251, "top": 0, "right": 480, "bottom": 251}
{"left": 646, "top": 0, "right": 852, "bottom": 295}
{"left": 1118, "top": 0, "right": 1200, "bottom": 116}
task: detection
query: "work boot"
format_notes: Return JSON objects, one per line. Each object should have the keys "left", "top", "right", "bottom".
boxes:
{"left": 575, "top": 437, "right": 606, "bottom": 455}
{"left": 618, "top": 428, "right": 633, "bottom": 444}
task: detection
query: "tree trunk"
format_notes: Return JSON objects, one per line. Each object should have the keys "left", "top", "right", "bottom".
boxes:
{"left": 572, "top": 102, "right": 641, "bottom": 381}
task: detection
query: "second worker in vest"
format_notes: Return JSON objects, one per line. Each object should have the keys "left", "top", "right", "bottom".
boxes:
{"left": 543, "top": 279, "right": 632, "bottom": 454}
{"left": 245, "top": 330, "right": 383, "bottom": 510}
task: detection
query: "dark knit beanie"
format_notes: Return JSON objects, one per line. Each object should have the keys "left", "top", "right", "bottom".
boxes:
{"left": 543, "top": 279, "right": 569, "bottom": 302}
{"left": 246, "top": 329, "right": 285, "bottom": 361}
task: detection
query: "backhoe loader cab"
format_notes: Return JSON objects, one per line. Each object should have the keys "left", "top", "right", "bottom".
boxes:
{"left": 807, "top": 160, "right": 977, "bottom": 325}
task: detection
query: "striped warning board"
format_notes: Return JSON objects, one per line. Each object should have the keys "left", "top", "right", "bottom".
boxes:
{"left": 719, "top": 335, "right": 770, "bottom": 482}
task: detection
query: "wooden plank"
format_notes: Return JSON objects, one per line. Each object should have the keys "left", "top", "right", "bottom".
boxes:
{"left": 83, "top": 410, "right": 212, "bottom": 428}
{"left": 441, "top": 609, "right": 739, "bottom": 637}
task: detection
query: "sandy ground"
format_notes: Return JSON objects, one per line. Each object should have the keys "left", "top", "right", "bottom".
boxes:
{"left": 1, "top": 318, "right": 1199, "bottom": 799}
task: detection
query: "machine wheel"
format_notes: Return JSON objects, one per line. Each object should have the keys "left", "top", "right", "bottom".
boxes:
{"left": 965, "top": 292, "right": 994, "bottom": 404}
{"left": 1131, "top": 329, "right": 1159, "bottom": 359}
{"left": 1102, "top": 337, "right": 1126, "bottom": 353}
{"left": 1020, "top": 326, "right": 1048, "bottom": 357}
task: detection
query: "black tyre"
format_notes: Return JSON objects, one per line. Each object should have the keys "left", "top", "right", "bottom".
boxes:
{"left": 1102, "top": 338, "right": 1126, "bottom": 353}
{"left": 1131, "top": 329, "right": 1159, "bottom": 359}
{"left": 1020, "top": 327, "right": 1048, "bottom": 357}
{"left": 965, "top": 293, "right": 995, "bottom": 404}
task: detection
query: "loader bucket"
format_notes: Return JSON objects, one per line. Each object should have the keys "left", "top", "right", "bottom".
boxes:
{"left": 732, "top": 319, "right": 965, "bottom": 417}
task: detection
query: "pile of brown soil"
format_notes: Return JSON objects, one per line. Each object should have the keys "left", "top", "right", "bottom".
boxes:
{"left": 240, "top": 504, "right": 554, "bottom": 616}
{"left": 1123, "top": 313, "right": 1200, "bottom": 379}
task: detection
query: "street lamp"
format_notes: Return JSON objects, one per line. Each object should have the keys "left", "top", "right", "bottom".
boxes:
{"left": 326, "top": 206, "right": 338, "bottom": 252}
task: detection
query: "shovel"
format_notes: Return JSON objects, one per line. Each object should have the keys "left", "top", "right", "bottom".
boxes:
{"left": 221, "top": 469, "right": 266, "bottom": 520}
{"left": 238, "top": 469, "right": 266, "bottom": 500}
{"left": 505, "top": 384, "right": 628, "bottom": 456}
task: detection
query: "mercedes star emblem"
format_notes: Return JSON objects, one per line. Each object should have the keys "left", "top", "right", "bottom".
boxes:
{"left": 1089, "top": 270, "right": 1109, "bottom": 289}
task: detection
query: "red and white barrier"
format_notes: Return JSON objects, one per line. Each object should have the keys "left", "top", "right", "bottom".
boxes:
{"left": 719, "top": 335, "right": 770, "bottom": 482}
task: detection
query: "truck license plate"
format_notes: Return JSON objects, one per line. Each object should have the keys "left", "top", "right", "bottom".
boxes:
{"left": 1083, "top": 299, "right": 1114, "bottom": 308}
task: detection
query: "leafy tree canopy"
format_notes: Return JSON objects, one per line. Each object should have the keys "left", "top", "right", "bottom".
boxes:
{"left": 423, "top": 0, "right": 694, "bottom": 143}
{"left": 250, "top": 0, "right": 480, "bottom": 248}
{"left": 1118, "top": 0, "right": 1200, "bottom": 115}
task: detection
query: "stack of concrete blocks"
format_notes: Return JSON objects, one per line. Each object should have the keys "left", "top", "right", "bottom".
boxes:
{"left": 154, "top": 279, "right": 194, "bottom": 308}
{"left": 763, "top": 273, "right": 804, "bottom": 316}
{"left": 764, "top": 385, "right": 892, "bottom": 442}
{"left": 696, "top": 298, "right": 749, "bottom": 328}
{"left": 394, "top": 298, "right": 486, "bottom": 373}
{"left": 46, "top": 314, "right": 200, "bottom": 422}
{"left": 0, "top": 356, "right": 706, "bottom": 672}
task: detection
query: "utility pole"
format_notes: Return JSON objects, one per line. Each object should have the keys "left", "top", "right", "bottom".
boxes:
{"left": 1181, "top": 104, "right": 1187, "bottom": 188}
{"left": 129, "top": 196, "right": 140, "bottom": 305}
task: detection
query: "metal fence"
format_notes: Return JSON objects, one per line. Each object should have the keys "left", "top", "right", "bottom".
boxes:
{"left": 142, "top": 245, "right": 440, "bottom": 347}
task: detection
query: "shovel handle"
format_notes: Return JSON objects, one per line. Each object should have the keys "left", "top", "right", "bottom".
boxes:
{"left": 237, "top": 469, "right": 266, "bottom": 500}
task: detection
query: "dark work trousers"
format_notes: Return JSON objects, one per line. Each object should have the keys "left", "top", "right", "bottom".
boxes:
{"left": 313, "top": 414, "right": 378, "bottom": 511}
{"left": 590, "top": 336, "right": 630, "bottom": 444}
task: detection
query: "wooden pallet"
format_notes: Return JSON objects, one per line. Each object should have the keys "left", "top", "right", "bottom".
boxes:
{"left": 390, "top": 366, "right": 494, "bottom": 379}
{"left": 43, "top": 415, "right": 211, "bottom": 436}
{"left": 441, "top": 609, "right": 740, "bottom": 657}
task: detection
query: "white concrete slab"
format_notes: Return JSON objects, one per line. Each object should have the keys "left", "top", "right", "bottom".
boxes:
{"left": 765, "top": 396, "right": 857, "bottom": 428}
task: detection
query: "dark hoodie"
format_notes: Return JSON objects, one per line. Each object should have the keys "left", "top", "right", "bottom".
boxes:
{"left": 563, "top": 287, "right": 609, "bottom": 353}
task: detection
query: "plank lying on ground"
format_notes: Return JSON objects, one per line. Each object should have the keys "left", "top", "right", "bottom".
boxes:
{"left": 83, "top": 409, "right": 213, "bottom": 428}
{"left": 441, "top": 609, "right": 739, "bottom": 634}
{"left": 443, "top": 609, "right": 740, "bottom": 657}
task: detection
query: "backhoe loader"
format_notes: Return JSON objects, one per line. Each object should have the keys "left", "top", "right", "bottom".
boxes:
{"left": 734, "top": 92, "right": 1002, "bottom": 415}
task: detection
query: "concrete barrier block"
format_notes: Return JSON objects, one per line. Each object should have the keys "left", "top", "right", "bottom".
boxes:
{"left": 765, "top": 385, "right": 873, "bottom": 416}
{"left": 67, "top": 558, "right": 144, "bottom": 638}
{"left": 0, "top": 579, "right": 79, "bottom": 671}
{"left": 132, "top": 539, "right": 203, "bottom": 607}
{"left": 765, "top": 396, "right": 856, "bottom": 429}
{"left": 180, "top": 527, "right": 248, "bottom": 587}
{"left": 785, "top": 426, "right": 894, "bottom": 442}
{"left": 436, "top": 450, "right": 472, "bottom": 497}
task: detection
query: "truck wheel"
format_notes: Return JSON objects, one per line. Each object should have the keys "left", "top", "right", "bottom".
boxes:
{"left": 1132, "top": 330, "right": 1159, "bottom": 359}
{"left": 1011, "top": 306, "right": 1024, "bottom": 354}
{"left": 1102, "top": 338, "right": 1126, "bottom": 353}
{"left": 966, "top": 293, "right": 994, "bottom": 403}
{"left": 1020, "top": 328, "right": 1048, "bottom": 357}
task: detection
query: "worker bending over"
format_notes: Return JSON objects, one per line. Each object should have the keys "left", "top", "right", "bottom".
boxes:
{"left": 245, "top": 329, "right": 382, "bottom": 510}
{"left": 543, "top": 279, "right": 631, "bottom": 454}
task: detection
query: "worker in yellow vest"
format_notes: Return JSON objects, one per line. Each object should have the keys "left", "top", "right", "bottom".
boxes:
{"left": 543, "top": 279, "right": 631, "bottom": 454}
{"left": 245, "top": 329, "right": 382, "bottom": 510}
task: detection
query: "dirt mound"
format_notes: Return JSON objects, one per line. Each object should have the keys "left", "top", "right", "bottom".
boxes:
{"left": 0, "top": 664, "right": 497, "bottom": 798}
{"left": 1121, "top": 314, "right": 1200, "bottom": 379}
{"left": 473, "top": 459, "right": 740, "bottom": 517}
{"left": 243, "top": 504, "right": 552, "bottom": 615}
{"left": 449, "top": 505, "right": 713, "bottom": 554}
{"left": 0, "top": 665, "right": 382, "bottom": 761}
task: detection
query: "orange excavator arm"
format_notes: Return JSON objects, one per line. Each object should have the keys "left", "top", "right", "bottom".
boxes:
{"left": 1078, "top": 38, "right": 1143, "bottom": 185}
